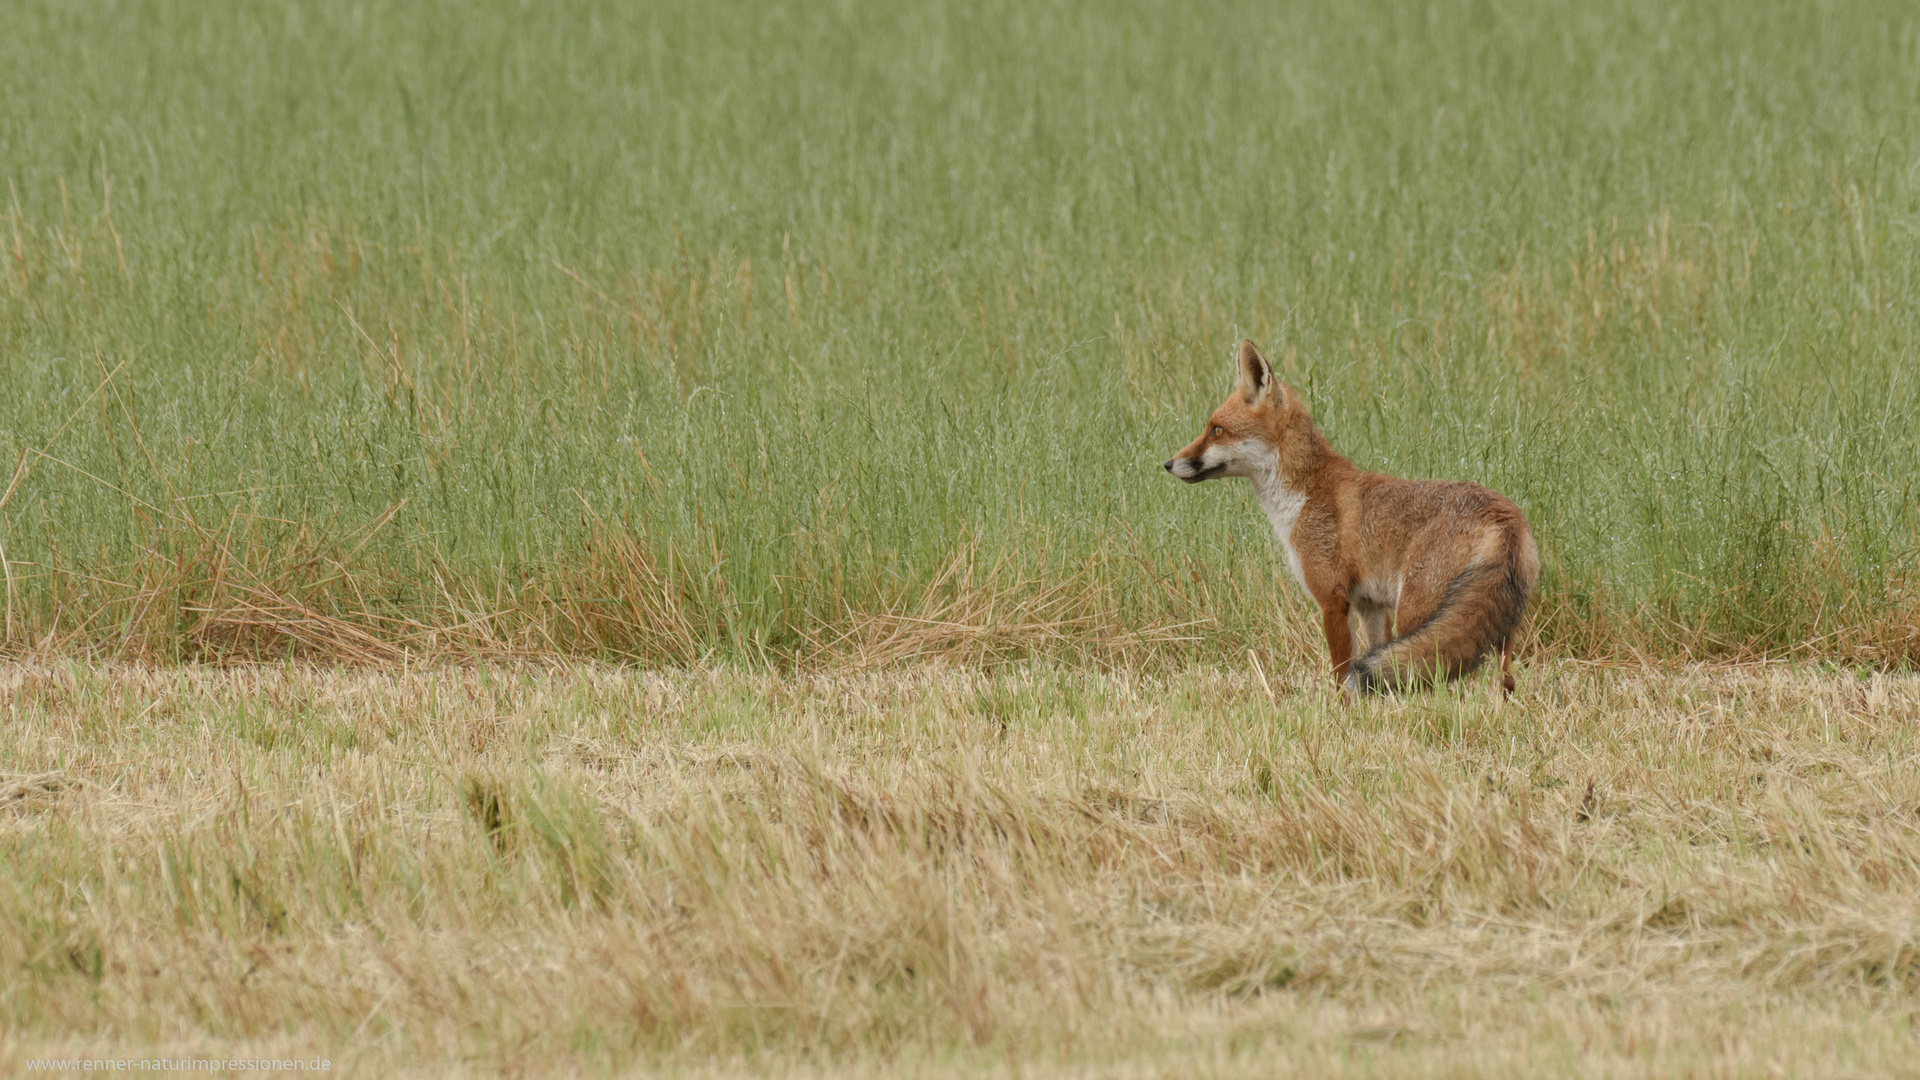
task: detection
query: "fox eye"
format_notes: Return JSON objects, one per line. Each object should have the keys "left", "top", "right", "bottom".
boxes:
{"left": 1211, "top": 426, "right": 1223, "bottom": 438}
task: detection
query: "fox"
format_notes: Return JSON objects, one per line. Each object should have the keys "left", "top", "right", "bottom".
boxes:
{"left": 1164, "top": 340, "right": 1540, "bottom": 696}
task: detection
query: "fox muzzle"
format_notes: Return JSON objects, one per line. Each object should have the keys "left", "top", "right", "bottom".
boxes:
{"left": 1164, "top": 458, "right": 1224, "bottom": 483}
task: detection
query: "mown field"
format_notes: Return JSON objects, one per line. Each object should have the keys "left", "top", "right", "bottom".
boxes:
{"left": 5, "top": 0, "right": 1920, "bottom": 1076}
{"left": 1, "top": 0, "right": 1915, "bottom": 666}
{"left": 5, "top": 661, "right": 1920, "bottom": 1076}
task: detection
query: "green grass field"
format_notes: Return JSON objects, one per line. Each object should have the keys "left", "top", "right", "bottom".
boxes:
{"left": 6, "top": 2, "right": 1920, "bottom": 1075}
{"left": 3, "top": 0, "right": 1915, "bottom": 667}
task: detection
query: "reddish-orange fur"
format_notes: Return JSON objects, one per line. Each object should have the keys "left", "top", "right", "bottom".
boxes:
{"left": 1165, "top": 341, "right": 1539, "bottom": 695}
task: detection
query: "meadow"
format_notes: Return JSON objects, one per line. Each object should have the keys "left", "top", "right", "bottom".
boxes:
{"left": 5, "top": 0, "right": 1920, "bottom": 1074}
{"left": 0, "top": 0, "right": 1915, "bottom": 667}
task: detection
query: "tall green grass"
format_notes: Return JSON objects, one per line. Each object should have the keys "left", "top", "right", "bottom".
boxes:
{"left": 1, "top": 0, "right": 1916, "bottom": 665}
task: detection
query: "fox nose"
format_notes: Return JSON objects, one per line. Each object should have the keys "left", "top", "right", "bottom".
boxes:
{"left": 1162, "top": 459, "right": 1175, "bottom": 472}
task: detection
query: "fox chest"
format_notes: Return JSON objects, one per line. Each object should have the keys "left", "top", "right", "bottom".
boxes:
{"left": 1255, "top": 486, "right": 1309, "bottom": 589}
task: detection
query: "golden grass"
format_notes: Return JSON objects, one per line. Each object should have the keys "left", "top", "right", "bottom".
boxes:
{"left": 4, "top": 658, "right": 1920, "bottom": 1077}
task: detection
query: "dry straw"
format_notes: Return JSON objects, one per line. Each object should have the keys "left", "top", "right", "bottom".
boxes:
{"left": 4, "top": 660, "right": 1919, "bottom": 1074}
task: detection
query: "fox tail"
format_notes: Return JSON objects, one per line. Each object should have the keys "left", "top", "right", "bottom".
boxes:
{"left": 1346, "top": 528, "right": 1536, "bottom": 695}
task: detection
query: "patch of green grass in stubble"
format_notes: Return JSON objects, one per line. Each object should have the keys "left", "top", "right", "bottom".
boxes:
{"left": 1, "top": 0, "right": 1917, "bottom": 666}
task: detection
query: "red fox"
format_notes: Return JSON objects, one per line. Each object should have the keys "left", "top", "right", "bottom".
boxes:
{"left": 1164, "top": 341, "right": 1540, "bottom": 696}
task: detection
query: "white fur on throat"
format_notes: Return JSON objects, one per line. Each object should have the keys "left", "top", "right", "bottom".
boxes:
{"left": 1250, "top": 462, "right": 1308, "bottom": 590}
{"left": 1194, "top": 436, "right": 1309, "bottom": 590}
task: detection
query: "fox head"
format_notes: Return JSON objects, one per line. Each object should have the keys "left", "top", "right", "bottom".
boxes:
{"left": 1163, "top": 340, "right": 1302, "bottom": 484}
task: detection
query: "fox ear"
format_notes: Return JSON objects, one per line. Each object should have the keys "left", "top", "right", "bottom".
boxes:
{"left": 1236, "top": 340, "right": 1276, "bottom": 405}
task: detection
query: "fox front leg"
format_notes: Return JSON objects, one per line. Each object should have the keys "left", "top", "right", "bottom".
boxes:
{"left": 1317, "top": 587, "right": 1354, "bottom": 684}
